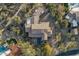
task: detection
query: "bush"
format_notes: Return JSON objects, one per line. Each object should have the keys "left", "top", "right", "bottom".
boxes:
{"left": 41, "top": 42, "right": 55, "bottom": 56}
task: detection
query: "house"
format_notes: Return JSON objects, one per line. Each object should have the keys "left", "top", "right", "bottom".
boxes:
{"left": 68, "top": 3, "right": 79, "bottom": 10}
{"left": 68, "top": 3, "right": 79, "bottom": 23}
{"left": 25, "top": 7, "right": 52, "bottom": 43}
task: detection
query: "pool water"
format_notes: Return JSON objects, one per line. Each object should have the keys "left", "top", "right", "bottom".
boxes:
{"left": 0, "top": 45, "right": 8, "bottom": 55}
{"left": 37, "top": 38, "right": 42, "bottom": 45}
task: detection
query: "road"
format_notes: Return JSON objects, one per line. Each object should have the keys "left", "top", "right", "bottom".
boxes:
{"left": 56, "top": 48, "right": 79, "bottom": 56}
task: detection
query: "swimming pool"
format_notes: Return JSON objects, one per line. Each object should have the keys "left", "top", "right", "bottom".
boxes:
{"left": 0, "top": 45, "right": 8, "bottom": 55}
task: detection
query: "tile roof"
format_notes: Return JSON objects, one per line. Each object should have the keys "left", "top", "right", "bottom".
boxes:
{"left": 31, "top": 22, "right": 51, "bottom": 30}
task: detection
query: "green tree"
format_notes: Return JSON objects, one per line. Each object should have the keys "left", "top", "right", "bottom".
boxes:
{"left": 47, "top": 3, "right": 69, "bottom": 28}
{"left": 63, "top": 3, "right": 69, "bottom": 13}
{"left": 35, "top": 48, "right": 41, "bottom": 56}
{"left": 58, "top": 43, "right": 66, "bottom": 52}
{"left": 65, "top": 41, "right": 78, "bottom": 51}
{"left": 12, "top": 26, "right": 21, "bottom": 35}
{"left": 0, "top": 39, "right": 5, "bottom": 45}
{"left": 13, "top": 16, "right": 21, "bottom": 25}
{"left": 17, "top": 40, "right": 36, "bottom": 56}
{"left": 55, "top": 32, "right": 62, "bottom": 42}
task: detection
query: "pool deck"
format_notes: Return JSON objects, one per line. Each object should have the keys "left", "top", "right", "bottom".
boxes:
{"left": 0, "top": 49, "right": 11, "bottom": 56}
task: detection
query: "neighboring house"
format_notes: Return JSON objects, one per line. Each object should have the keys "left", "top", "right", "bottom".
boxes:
{"left": 25, "top": 7, "right": 52, "bottom": 41}
{"left": 65, "top": 3, "right": 79, "bottom": 35}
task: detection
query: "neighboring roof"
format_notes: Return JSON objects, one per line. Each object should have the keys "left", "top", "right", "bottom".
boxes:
{"left": 72, "top": 20, "right": 78, "bottom": 27}
{"left": 68, "top": 3, "right": 79, "bottom": 10}
{"left": 66, "top": 13, "right": 73, "bottom": 19}
{"left": 26, "top": 17, "right": 32, "bottom": 24}
{"left": 65, "top": 12, "right": 76, "bottom": 22}
{"left": 71, "top": 7, "right": 79, "bottom": 13}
